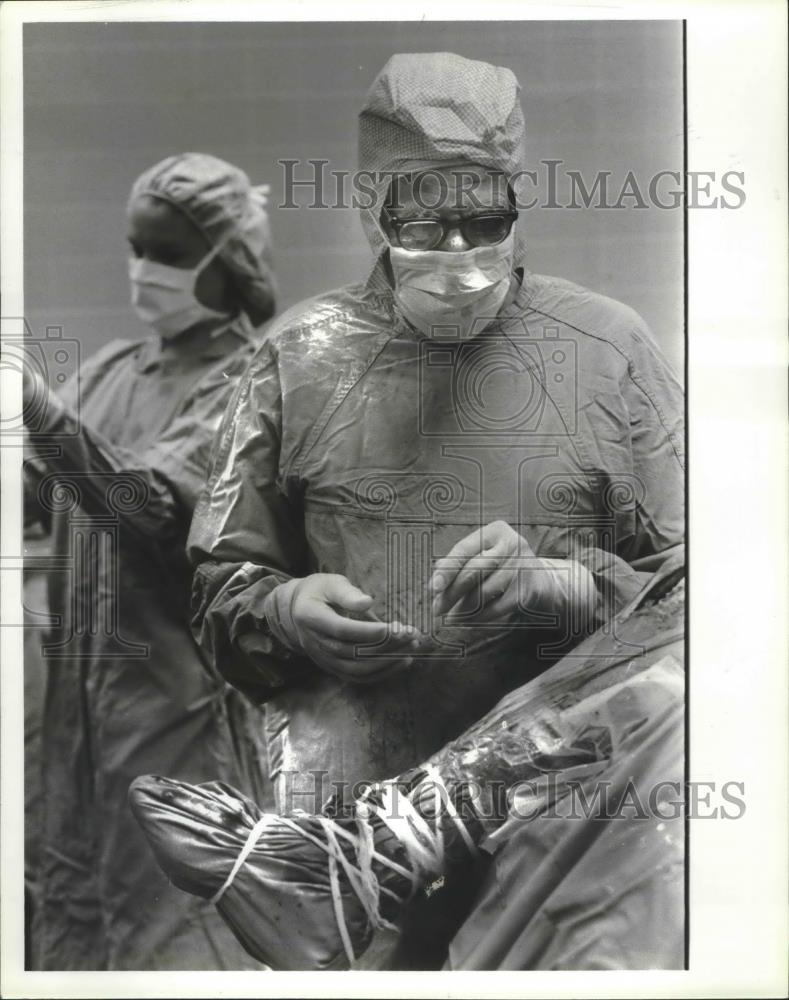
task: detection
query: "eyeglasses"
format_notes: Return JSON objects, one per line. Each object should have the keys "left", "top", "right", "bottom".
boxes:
{"left": 383, "top": 210, "right": 518, "bottom": 252}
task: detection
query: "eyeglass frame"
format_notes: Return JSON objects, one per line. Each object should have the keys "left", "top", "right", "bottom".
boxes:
{"left": 381, "top": 207, "right": 519, "bottom": 251}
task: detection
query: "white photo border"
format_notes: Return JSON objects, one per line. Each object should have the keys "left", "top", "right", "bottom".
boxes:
{"left": 1, "top": 1, "right": 786, "bottom": 997}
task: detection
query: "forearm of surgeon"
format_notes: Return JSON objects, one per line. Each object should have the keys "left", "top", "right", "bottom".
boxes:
{"left": 22, "top": 366, "right": 181, "bottom": 542}
{"left": 191, "top": 559, "right": 428, "bottom": 701}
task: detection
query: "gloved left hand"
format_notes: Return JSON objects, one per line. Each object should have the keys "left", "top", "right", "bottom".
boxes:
{"left": 428, "top": 520, "right": 598, "bottom": 626}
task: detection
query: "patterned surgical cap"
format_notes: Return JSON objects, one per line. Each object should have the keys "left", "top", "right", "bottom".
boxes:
{"left": 358, "top": 52, "right": 527, "bottom": 264}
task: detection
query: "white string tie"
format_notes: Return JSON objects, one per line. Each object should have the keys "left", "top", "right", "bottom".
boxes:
{"left": 210, "top": 813, "right": 277, "bottom": 905}
{"left": 208, "top": 768, "right": 477, "bottom": 966}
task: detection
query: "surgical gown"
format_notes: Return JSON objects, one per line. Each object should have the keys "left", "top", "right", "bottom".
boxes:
{"left": 189, "top": 266, "right": 685, "bottom": 814}
{"left": 28, "top": 321, "right": 269, "bottom": 970}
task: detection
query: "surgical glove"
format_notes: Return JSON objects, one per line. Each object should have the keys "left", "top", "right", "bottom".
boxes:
{"left": 262, "top": 573, "right": 425, "bottom": 684}
{"left": 429, "top": 520, "right": 599, "bottom": 628}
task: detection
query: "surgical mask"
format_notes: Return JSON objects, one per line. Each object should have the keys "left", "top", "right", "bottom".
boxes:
{"left": 128, "top": 244, "right": 232, "bottom": 338}
{"left": 389, "top": 230, "right": 515, "bottom": 341}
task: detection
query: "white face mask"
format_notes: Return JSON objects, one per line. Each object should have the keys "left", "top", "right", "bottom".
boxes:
{"left": 128, "top": 244, "right": 233, "bottom": 338}
{"left": 389, "top": 230, "right": 515, "bottom": 341}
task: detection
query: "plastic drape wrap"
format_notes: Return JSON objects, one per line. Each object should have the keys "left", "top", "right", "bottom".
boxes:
{"left": 131, "top": 548, "right": 684, "bottom": 971}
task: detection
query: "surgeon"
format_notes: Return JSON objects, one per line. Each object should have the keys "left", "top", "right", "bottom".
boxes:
{"left": 189, "top": 53, "right": 684, "bottom": 960}
{"left": 23, "top": 153, "right": 276, "bottom": 971}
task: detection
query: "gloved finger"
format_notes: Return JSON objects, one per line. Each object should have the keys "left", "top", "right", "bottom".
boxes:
{"left": 446, "top": 582, "right": 525, "bottom": 625}
{"left": 440, "top": 590, "right": 483, "bottom": 623}
{"left": 373, "top": 627, "right": 428, "bottom": 652}
{"left": 428, "top": 525, "right": 491, "bottom": 596}
{"left": 305, "top": 606, "right": 424, "bottom": 648}
{"left": 479, "top": 566, "right": 516, "bottom": 605}
{"left": 432, "top": 554, "right": 504, "bottom": 618}
{"left": 313, "top": 626, "right": 420, "bottom": 658}
{"left": 475, "top": 588, "right": 563, "bottom": 626}
{"left": 351, "top": 628, "right": 429, "bottom": 664}
{"left": 300, "top": 601, "right": 392, "bottom": 643}
{"left": 319, "top": 574, "right": 376, "bottom": 613}
{"left": 429, "top": 520, "right": 518, "bottom": 598}
{"left": 441, "top": 565, "right": 521, "bottom": 622}
{"left": 312, "top": 634, "right": 375, "bottom": 661}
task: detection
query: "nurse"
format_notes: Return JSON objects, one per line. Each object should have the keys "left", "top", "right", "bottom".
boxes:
{"left": 23, "top": 152, "right": 275, "bottom": 970}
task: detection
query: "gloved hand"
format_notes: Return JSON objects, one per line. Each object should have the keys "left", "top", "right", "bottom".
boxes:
{"left": 428, "top": 520, "right": 599, "bottom": 627}
{"left": 262, "top": 573, "right": 426, "bottom": 684}
{"left": 22, "top": 364, "right": 64, "bottom": 431}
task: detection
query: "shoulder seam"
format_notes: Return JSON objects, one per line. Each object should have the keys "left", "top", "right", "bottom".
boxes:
{"left": 525, "top": 303, "right": 685, "bottom": 470}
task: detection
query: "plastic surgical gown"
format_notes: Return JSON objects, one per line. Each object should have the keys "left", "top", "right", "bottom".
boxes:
{"left": 27, "top": 321, "right": 269, "bottom": 971}
{"left": 189, "top": 265, "right": 685, "bottom": 814}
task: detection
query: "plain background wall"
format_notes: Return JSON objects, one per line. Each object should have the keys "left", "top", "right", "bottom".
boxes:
{"left": 23, "top": 20, "right": 684, "bottom": 374}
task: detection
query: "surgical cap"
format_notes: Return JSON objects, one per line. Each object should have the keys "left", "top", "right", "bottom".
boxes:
{"left": 128, "top": 152, "right": 276, "bottom": 322}
{"left": 358, "top": 52, "right": 527, "bottom": 263}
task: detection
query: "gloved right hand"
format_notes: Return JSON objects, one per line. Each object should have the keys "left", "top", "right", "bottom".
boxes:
{"left": 262, "top": 573, "right": 425, "bottom": 684}
{"left": 22, "top": 364, "right": 62, "bottom": 430}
